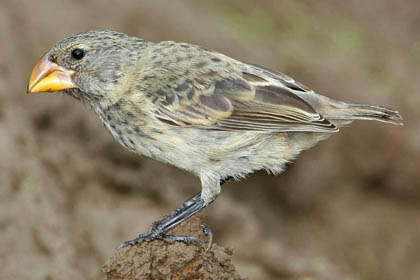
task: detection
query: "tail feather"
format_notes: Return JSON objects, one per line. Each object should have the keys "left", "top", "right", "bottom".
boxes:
{"left": 327, "top": 102, "right": 403, "bottom": 125}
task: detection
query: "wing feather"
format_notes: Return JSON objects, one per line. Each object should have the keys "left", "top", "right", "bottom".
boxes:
{"left": 151, "top": 61, "right": 337, "bottom": 133}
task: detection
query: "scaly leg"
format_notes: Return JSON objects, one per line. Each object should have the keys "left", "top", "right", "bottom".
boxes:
{"left": 117, "top": 177, "right": 232, "bottom": 250}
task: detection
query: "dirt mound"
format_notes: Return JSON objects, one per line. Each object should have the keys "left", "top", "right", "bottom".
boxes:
{"left": 104, "top": 218, "right": 244, "bottom": 280}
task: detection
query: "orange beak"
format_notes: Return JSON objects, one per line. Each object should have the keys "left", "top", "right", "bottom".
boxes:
{"left": 27, "top": 54, "right": 78, "bottom": 93}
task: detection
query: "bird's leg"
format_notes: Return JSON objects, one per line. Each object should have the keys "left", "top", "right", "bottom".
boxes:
{"left": 117, "top": 177, "right": 232, "bottom": 250}
{"left": 117, "top": 192, "right": 214, "bottom": 249}
{"left": 147, "top": 192, "right": 202, "bottom": 232}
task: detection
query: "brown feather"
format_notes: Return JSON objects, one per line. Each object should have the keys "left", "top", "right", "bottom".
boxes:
{"left": 152, "top": 60, "right": 338, "bottom": 132}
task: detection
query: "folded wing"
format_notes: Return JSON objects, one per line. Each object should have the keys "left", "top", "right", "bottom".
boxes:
{"left": 151, "top": 63, "right": 338, "bottom": 133}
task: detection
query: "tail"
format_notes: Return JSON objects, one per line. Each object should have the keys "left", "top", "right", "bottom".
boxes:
{"left": 326, "top": 102, "right": 403, "bottom": 125}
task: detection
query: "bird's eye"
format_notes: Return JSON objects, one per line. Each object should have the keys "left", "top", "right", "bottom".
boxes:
{"left": 71, "top": 49, "right": 85, "bottom": 60}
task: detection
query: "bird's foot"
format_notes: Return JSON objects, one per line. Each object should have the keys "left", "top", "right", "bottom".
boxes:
{"left": 116, "top": 223, "right": 213, "bottom": 251}
{"left": 161, "top": 224, "right": 213, "bottom": 250}
{"left": 116, "top": 192, "right": 215, "bottom": 251}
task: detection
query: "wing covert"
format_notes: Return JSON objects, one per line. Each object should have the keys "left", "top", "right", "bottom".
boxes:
{"left": 147, "top": 55, "right": 337, "bottom": 133}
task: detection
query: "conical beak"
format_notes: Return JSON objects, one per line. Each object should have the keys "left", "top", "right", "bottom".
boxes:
{"left": 27, "top": 54, "right": 78, "bottom": 93}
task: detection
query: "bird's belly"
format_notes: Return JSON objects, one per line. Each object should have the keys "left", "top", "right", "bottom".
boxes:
{"left": 123, "top": 128, "right": 302, "bottom": 179}
{"left": 101, "top": 116, "right": 325, "bottom": 179}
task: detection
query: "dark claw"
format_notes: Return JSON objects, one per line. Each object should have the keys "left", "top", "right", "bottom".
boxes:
{"left": 201, "top": 223, "right": 213, "bottom": 251}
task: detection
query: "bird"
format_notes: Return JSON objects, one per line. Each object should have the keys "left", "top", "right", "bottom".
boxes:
{"left": 27, "top": 30, "right": 402, "bottom": 249}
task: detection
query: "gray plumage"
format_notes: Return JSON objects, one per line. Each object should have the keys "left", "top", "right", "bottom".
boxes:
{"left": 35, "top": 29, "right": 403, "bottom": 206}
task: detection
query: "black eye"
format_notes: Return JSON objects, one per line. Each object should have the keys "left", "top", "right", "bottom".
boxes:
{"left": 71, "top": 49, "right": 85, "bottom": 60}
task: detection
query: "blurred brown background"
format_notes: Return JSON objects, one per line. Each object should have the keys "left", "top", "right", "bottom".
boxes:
{"left": 0, "top": 0, "right": 419, "bottom": 279}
